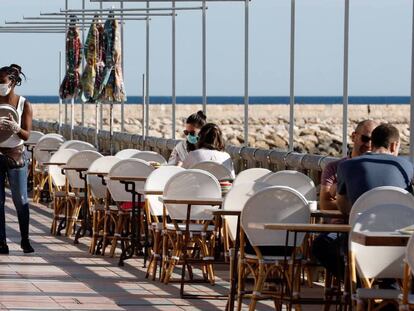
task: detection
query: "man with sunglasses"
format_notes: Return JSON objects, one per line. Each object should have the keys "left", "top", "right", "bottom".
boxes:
{"left": 319, "top": 119, "right": 377, "bottom": 212}
{"left": 336, "top": 123, "right": 413, "bottom": 215}
{"left": 313, "top": 119, "right": 377, "bottom": 278}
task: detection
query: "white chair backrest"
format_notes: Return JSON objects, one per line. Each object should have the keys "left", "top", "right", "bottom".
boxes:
{"left": 145, "top": 166, "right": 186, "bottom": 217}
{"left": 131, "top": 151, "right": 167, "bottom": 165}
{"left": 34, "top": 136, "right": 65, "bottom": 165}
{"left": 87, "top": 156, "right": 121, "bottom": 199}
{"left": 115, "top": 149, "right": 141, "bottom": 159}
{"left": 190, "top": 161, "right": 233, "bottom": 181}
{"left": 163, "top": 169, "right": 221, "bottom": 221}
{"left": 406, "top": 235, "right": 414, "bottom": 275}
{"left": 241, "top": 186, "right": 310, "bottom": 248}
{"left": 232, "top": 168, "right": 272, "bottom": 186}
{"left": 262, "top": 170, "right": 317, "bottom": 201}
{"left": 107, "top": 158, "right": 155, "bottom": 202}
{"left": 48, "top": 148, "right": 77, "bottom": 188}
{"left": 65, "top": 151, "right": 102, "bottom": 189}
{"left": 224, "top": 181, "right": 271, "bottom": 241}
{"left": 350, "top": 187, "right": 414, "bottom": 279}
{"left": 26, "top": 131, "right": 44, "bottom": 145}
{"left": 42, "top": 133, "right": 64, "bottom": 140}
{"left": 61, "top": 140, "right": 96, "bottom": 151}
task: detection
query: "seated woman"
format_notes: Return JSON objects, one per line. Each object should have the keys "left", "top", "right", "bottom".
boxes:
{"left": 168, "top": 111, "right": 206, "bottom": 166}
{"left": 183, "top": 123, "right": 235, "bottom": 178}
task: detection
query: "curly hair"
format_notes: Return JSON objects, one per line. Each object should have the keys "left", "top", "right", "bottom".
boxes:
{"left": 0, "top": 64, "right": 26, "bottom": 86}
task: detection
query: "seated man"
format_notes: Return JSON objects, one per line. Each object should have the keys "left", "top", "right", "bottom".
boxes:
{"left": 320, "top": 119, "right": 377, "bottom": 211}
{"left": 313, "top": 123, "right": 412, "bottom": 280}
{"left": 337, "top": 123, "right": 413, "bottom": 215}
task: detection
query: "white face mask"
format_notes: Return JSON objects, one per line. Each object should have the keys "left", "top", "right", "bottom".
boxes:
{"left": 0, "top": 83, "right": 11, "bottom": 96}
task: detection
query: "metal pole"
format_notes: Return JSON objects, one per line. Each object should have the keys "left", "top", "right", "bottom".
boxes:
{"left": 142, "top": 73, "right": 145, "bottom": 137}
{"left": 243, "top": 0, "right": 249, "bottom": 146}
{"left": 121, "top": 0, "right": 125, "bottom": 132}
{"left": 172, "top": 0, "right": 176, "bottom": 139}
{"left": 288, "top": 0, "right": 295, "bottom": 152}
{"left": 110, "top": 102, "right": 114, "bottom": 154}
{"left": 81, "top": 0, "right": 85, "bottom": 127}
{"left": 58, "top": 51, "right": 63, "bottom": 133}
{"left": 65, "top": 0, "right": 68, "bottom": 127}
{"left": 202, "top": 0, "right": 207, "bottom": 114}
{"left": 71, "top": 97, "right": 75, "bottom": 139}
{"left": 145, "top": 0, "right": 150, "bottom": 138}
{"left": 410, "top": 0, "right": 414, "bottom": 163}
{"left": 99, "top": 1, "right": 104, "bottom": 132}
{"left": 342, "top": 0, "right": 350, "bottom": 157}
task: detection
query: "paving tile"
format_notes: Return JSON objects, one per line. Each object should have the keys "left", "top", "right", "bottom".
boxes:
{"left": 0, "top": 189, "right": 329, "bottom": 311}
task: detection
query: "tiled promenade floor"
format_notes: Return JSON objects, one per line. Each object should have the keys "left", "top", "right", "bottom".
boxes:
{"left": 0, "top": 190, "right": 324, "bottom": 310}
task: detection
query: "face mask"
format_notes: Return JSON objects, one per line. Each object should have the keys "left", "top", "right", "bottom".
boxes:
{"left": 0, "top": 84, "right": 11, "bottom": 96}
{"left": 187, "top": 134, "right": 198, "bottom": 145}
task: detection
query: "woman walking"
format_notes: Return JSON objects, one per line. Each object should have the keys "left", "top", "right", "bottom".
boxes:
{"left": 0, "top": 64, "right": 34, "bottom": 254}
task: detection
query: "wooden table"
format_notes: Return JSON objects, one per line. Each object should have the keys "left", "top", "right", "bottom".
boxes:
{"left": 144, "top": 190, "right": 163, "bottom": 195}
{"left": 250, "top": 223, "right": 351, "bottom": 233}
{"left": 351, "top": 231, "right": 411, "bottom": 246}
{"left": 43, "top": 162, "right": 66, "bottom": 166}
{"left": 248, "top": 222, "right": 352, "bottom": 309}
{"left": 38, "top": 148, "right": 59, "bottom": 152}
{"left": 160, "top": 197, "right": 223, "bottom": 206}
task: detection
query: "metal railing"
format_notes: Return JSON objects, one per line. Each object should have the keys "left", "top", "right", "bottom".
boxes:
{"left": 32, "top": 120, "right": 338, "bottom": 186}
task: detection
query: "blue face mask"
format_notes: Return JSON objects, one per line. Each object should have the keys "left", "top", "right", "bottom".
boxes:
{"left": 187, "top": 134, "right": 198, "bottom": 145}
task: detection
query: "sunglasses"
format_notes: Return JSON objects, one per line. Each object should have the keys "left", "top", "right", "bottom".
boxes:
{"left": 360, "top": 134, "right": 371, "bottom": 143}
{"left": 183, "top": 130, "right": 196, "bottom": 136}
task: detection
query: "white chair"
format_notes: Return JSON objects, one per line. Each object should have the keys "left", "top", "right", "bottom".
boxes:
{"left": 349, "top": 187, "right": 414, "bottom": 310}
{"left": 106, "top": 158, "right": 155, "bottom": 257}
{"left": 190, "top": 161, "right": 234, "bottom": 181}
{"left": 87, "top": 156, "right": 121, "bottom": 254}
{"left": 60, "top": 140, "right": 96, "bottom": 151}
{"left": 48, "top": 148, "right": 77, "bottom": 235}
{"left": 162, "top": 169, "right": 221, "bottom": 285}
{"left": 262, "top": 170, "right": 317, "bottom": 202}
{"left": 232, "top": 168, "right": 272, "bottom": 186}
{"left": 131, "top": 151, "right": 167, "bottom": 165}
{"left": 33, "top": 135, "right": 65, "bottom": 202}
{"left": 239, "top": 186, "right": 310, "bottom": 311}
{"left": 115, "top": 148, "right": 141, "bottom": 159}
{"left": 26, "top": 131, "right": 44, "bottom": 145}
{"left": 42, "top": 133, "right": 65, "bottom": 140}
{"left": 144, "top": 165, "right": 186, "bottom": 280}
{"left": 400, "top": 235, "right": 414, "bottom": 310}
{"left": 65, "top": 150, "right": 103, "bottom": 236}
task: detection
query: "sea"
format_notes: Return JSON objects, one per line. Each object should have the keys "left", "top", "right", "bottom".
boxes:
{"left": 27, "top": 96, "right": 411, "bottom": 105}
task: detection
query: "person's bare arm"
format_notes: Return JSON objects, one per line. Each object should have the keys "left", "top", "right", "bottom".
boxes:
{"left": 319, "top": 184, "right": 339, "bottom": 210}
{"left": 17, "top": 99, "right": 32, "bottom": 141}
{"left": 336, "top": 193, "right": 352, "bottom": 216}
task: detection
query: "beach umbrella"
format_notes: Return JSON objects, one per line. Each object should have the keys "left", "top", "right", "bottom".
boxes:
{"left": 59, "top": 16, "right": 82, "bottom": 100}
{"left": 98, "top": 13, "right": 126, "bottom": 154}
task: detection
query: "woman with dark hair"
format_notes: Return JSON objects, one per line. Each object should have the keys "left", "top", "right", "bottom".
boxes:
{"left": 168, "top": 110, "right": 207, "bottom": 166}
{"left": 0, "top": 64, "right": 34, "bottom": 254}
{"left": 183, "top": 123, "right": 235, "bottom": 178}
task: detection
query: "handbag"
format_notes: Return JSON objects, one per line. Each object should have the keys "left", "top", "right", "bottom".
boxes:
{"left": 0, "top": 145, "right": 25, "bottom": 169}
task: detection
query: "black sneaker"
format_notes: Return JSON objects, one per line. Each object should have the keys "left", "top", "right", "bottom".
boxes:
{"left": 0, "top": 242, "right": 9, "bottom": 254}
{"left": 20, "top": 239, "right": 34, "bottom": 253}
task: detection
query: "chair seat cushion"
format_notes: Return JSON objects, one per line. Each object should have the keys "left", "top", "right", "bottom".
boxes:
{"left": 356, "top": 288, "right": 401, "bottom": 300}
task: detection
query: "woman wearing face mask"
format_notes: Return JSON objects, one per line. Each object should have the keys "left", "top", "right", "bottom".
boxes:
{"left": 168, "top": 110, "right": 207, "bottom": 166}
{"left": 0, "top": 64, "right": 34, "bottom": 254}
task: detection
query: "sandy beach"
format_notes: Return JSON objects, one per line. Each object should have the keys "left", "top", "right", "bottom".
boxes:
{"left": 32, "top": 103, "right": 410, "bottom": 156}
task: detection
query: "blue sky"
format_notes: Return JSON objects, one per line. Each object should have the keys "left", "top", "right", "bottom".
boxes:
{"left": 0, "top": 0, "right": 412, "bottom": 96}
